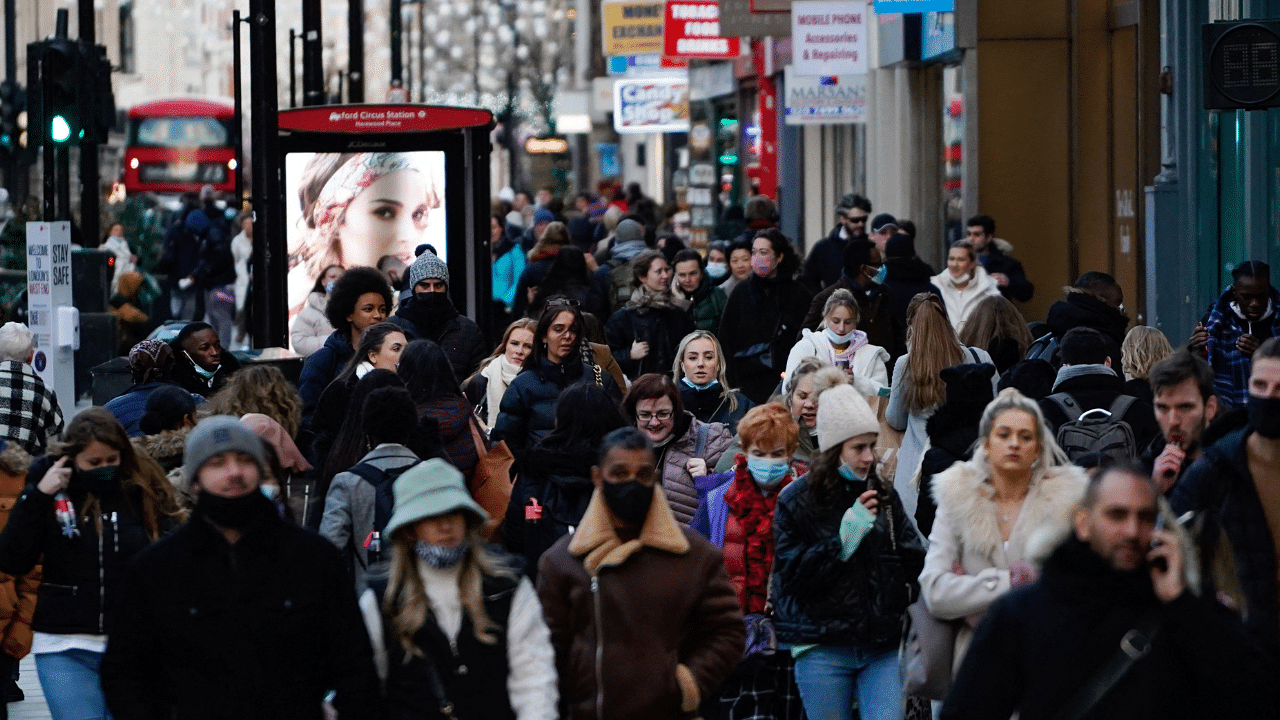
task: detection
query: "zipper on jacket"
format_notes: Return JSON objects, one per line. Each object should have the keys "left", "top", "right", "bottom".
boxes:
{"left": 591, "top": 575, "right": 604, "bottom": 720}
{"left": 97, "top": 514, "right": 107, "bottom": 633}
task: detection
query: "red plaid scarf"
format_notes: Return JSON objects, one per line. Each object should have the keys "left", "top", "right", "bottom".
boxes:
{"left": 724, "top": 454, "right": 790, "bottom": 614}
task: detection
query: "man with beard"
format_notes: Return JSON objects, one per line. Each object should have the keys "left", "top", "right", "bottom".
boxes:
{"left": 1141, "top": 352, "right": 1223, "bottom": 492}
{"left": 388, "top": 250, "right": 488, "bottom": 381}
{"left": 801, "top": 194, "right": 871, "bottom": 291}
{"left": 1189, "top": 260, "right": 1280, "bottom": 409}
{"left": 536, "top": 427, "right": 743, "bottom": 720}
{"left": 942, "top": 463, "right": 1277, "bottom": 719}
{"left": 1173, "top": 336, "right": 1280, "bottom": 660}
{"left": 101, "top": 416, "right": 383, "bottom": 719}
{"left": 965, "top": 214, "right": 1034, "bottom": 303}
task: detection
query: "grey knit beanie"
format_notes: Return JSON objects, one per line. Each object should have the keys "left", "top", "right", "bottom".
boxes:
{"left": 408, "top": 251, "right": 449, "bottom": 290}
{"left": 614, "top": 219, "right": 644, "bottom": 245}
{"left": 183, "top": 415, "right": 267, "bottom": 484}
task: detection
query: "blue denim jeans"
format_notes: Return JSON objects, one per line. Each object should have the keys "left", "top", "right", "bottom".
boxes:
{"left": 793, "top": 645, "right": 903, "bottom": 720}
{"left": 35, "top": 649, "right": 114, "bottom": 720}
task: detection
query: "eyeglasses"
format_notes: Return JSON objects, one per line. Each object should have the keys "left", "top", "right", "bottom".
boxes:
{"left": 545, "top": 298, "right": 581, "bottom": 308}
{"left": 636, "top": 410, "right": 673, "bottom": 422}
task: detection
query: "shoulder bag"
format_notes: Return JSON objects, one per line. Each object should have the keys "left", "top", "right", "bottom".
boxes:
{"left": 467, "top": 417, "right": 515, "bottom": 541}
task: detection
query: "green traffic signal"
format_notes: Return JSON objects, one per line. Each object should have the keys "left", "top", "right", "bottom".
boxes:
{"left": 50, "top": 114, "right": 70, "bottom": 143}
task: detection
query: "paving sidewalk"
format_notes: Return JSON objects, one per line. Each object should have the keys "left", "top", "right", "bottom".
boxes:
{"left": 9, "top": 655, "right": 50, "bottom": 720}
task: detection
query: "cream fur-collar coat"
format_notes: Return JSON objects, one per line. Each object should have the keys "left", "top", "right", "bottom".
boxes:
{"left": 919, "top": 458, "right": 1087, "bottom": 669}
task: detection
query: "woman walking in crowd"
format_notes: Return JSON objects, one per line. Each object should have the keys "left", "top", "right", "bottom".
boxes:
{"left": 298, "top": 266, "right": 393, "bottom": 414}
{"left": 705, "top": 241, "right": 731, "bottom": 285}
{"left": 931, "top": 241, "right": 1000, "bottom": 334}
{"left": 133, "top": 384, "right": 198, "bottom": 479}
{"left": 358, "top": 459, "right": 557, "bottom": 719}
{"left": 241, "top": 413, "right": 313, "bottom": 523}
{"left": 691, "top": 402, "right": 807, "bottom": 720}
{"left": 464, "top": 319, "right": 537, "bottom": 427}
{"left": 1120, "top": 325, "right": 1174, "bottom": 403}
{"left": 674, "top": 330, "right": 754, "bottom": 433}
{"left": 502, "top": 381, "right": 628, "bottom": 578}
{"left": 528, "top": 246, "right": 604, "bottom": 321}
{"left": 919, "top": 389, "right": 1085, "bottom": 690}
{"left": 913, "top": 363, "right": 996, "bottom": 537}
{"left": 719, "top": 358, "right": 835, "bottom": 474}
{"left": 291, "top": 264, "right": 344, "bottom": 357}
{"left": 206, "top": 364, "right": 305, "bottom": 440}
{"left": 786, "top": 288, "right": 890, "bottom": 392}
{"left": 492, "top": 302, "right": 621, "bottom": 460}
{"left": 719, "top": 229, "right": 813, "bottom": 404}
{"left": 398, "top": 340, "right": 479, "bottom": 481}
{"left": 310, "top": 323, "right": 408, "bottom": 468}
{"left": 886, "top": 293, "right": 996, "bottom": 518}
{"left": 492, "top": 211, "right": 526, "bottom": 320}
{"left": 957, "top": 295, "right": 1035, "bottom": 375}
{"left": 321, "top": 386, "right": 423, "bottom": 595}
{"left": 623, "top": 373, "right": 732, "bottom": 525}
{"left": 170, "top": 321, "right": 243, "bottom": 398}
{"left": 605, "top": 249, "right": 695, "bottom": 380}
{"left": 771, "top": 381, "right": 925, "bottom": 720}
{"left": 671, "top": 249, "right": 729, "bottom": 332}
{"left": 718, "top": 238, "right": 753, "bottom": 298}
{"left": 0, "top": 409, "right": 182, "bottom": 720}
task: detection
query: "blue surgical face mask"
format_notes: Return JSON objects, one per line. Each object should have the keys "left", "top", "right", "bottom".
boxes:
{"left": 838, "top": 463, "right": 865, "bottom": 483}
{"left": 871, "top": 264, "right": 888, "bottom": 285}
{"left": 681, "top": 376, "right": 720, "bottom": 392}
{"left": 325, "top": 281, "right": 336, "bottom": 294}
{"left": 706, "top": 261, "right": 728, "bottom": 279}
{"left": 824, "top": 327, "right": 856, "bottom": 345}
{"left": 746, "top": 456, "right": 790, "bottom": 489}
{"left": 260, "top": 484, "right": 279, "bottom": 500}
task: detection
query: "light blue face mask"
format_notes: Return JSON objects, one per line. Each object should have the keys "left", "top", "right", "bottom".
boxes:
{"left": 870, "top": 264, "right": 888, "bottom": 285}
{"left": 746, "top": 456, "right": 790, "bottom": 489}
{"left": 681, "top": 376, "right": 720, "bottom": 392}
{"left": 824, "top": 327, "right": 856, "bottom": 345}
{"left": 838, "top": 464, "right": 866, "bottom": 483}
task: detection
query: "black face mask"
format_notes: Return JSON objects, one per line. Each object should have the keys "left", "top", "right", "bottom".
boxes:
{"left": 197, "top": 490, "right": 270, "bottom": 530}
{"left": 413, "top": 291, "right": 452, "bottom": 311}
{"left": 72, "top": 465, "right": 120, "bottom": 498}
{"left": 1248, "top": 395, "right": 1280, "bottom": 439}
{"left": 601, "top": 480, "right": 654, "bottom": 526}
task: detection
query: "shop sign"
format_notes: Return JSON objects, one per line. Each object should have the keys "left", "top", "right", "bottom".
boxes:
{"left": 607, "top": 54, "right": 689, "bottom": 76}
{"left": 783, "top": 65, "right": 866, "bottom": 124}
{"left": 613, "top": 77, "right": 692, "bottom": 134}
{"left": 689, "top": 163, "right": 716, "bottom": 186}
{"left": 663, "top": 1, "right": 741, "bottom": 59}
{"left": 525, "top": 137, "right": 569, "bottom": 154}
{"left": 792, "top": 0, "right": 867, "bottom": 76}
{"left": 719, "top": 0, "right": 792, "bottom": 38}
{"left": 603, "top": 0, "right": 667, "bottom": 56}
{"left": 690, "top": 61, "right": 736, "bottom": 100}
{"left": 874, "top": 0, "right": 954, "bottom": 12}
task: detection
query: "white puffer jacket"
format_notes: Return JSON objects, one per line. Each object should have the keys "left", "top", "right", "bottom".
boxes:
{"left": 290, "top": 292, "right": 334, "bottom": 357}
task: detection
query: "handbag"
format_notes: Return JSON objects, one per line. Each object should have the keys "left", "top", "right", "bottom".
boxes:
{"left": 900, "top": 598, "right": 961, "bottom": 701}
{"left": 467, "top": 417, "right": 515, "bottom": 541}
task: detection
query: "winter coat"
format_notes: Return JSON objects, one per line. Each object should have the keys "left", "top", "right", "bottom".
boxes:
{"left": 291, "top": 292, "right": 334, "bottom": 357}
{"left": 719, "top": 274, "right": 814, "bottom": 404}
{"left": 803, "top": 275, "right": 907, "bottom": 364}
{"left": 605, "top": 300, "right": 695, "bottom": 380}
{"left": 536, "top": 485, "right": 744, "bottom": 720}
{"left": 800, "top": 225, "right": 849, "bottom": 291}
{"left": 189, "top": 216, "right": 236, "bottom": 290}
{"left": 320, "top": 444, "right": 421, "bottom": 596}
{"left": 1044, "top": 291, "right": 1130, "bottom": 350}
{"left": 1201, "top": 284, "right": 1280, "bottom": 409}
{"left": 919, "top": 458, "right": 1086, "bottom": 671}
{"left": 770, "top": 470, "right": 926, "bottom": 649}
{"left": 0, "top": 456, "right": 159, "bottom": 635}
{"left": 513, "top": 256, "right": 557, "bottom": 319}
{"left": 415, "top": 395, "right": 479, "bottom": 481}
{"left": 1037, "top": 364, "right": 1161, "bottom": 451}
{"left": 785, "top": 328, "right": 890, "bottom": 391}
{"left": 0, "top": 360, "right": 64, "bottom": 455}
{"left": 1172, "top": 427, "right": 1280, "bottom": 658}
{"left": 0, "top": 461, "right": 39, "bottom": 660}
{"left": 655, "top": 413, "right": 733, "bottom": 525}
{"left": 100, "top": 493, "right": 383, "bottom": 720}
{"left": 170, "top": 348, "right": 243, "bottom": 399}
{"left": 299, "top": 331, "right": 355, "bottom": 415}
{"left": 105, "top": 381, "right": 198, "bottom": 438}
{"left": 467, "top": 344, "right": 626, "bottom": 425}
{"left": 132, "top": 426, "right": 192, "bottom": 475}
{"left": 678, "top": 383, "right": 754, "bottom": 434}
{"left": 941, "top": 537, "right": 1280, "bottom": 720}
{"left": 492, "top": 239, "right": 527, "bottom": 311}
{"left": 502, "top": 441, "right": 598, "bottom": 581}
{"left": 389, "top": 295, "right": 489, "bottom": 383}
{"left": 492, "top": 357, "right": 623, "bottom": 459}
{"left": 915, "top": 403, "right": 983, "bottom": 538}
{"left": 931, "top": 266, "right": 1001, "bottom": 334}
{"left": 678, "top": 276, "right": 730, "bottom": 332}
{"left": 882, "top": 256, "right": 942, "bottom": 330}
{"left": 977, "top": 241, "right": 1033, "bottom": 303}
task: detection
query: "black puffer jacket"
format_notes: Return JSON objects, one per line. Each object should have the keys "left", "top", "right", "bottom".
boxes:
{"left": 770, "top": 470, "right": 926, "bottom": 649}
{"left": 0, "top": 456, "right": 158, "bottom": 634}
{"left": 604, "top": 303, "right": 694, "bottom": 380}
{"left": 978, "top": 245, "right": 1033, "bottom": 303}
{"left": 1044, "top": 292, "right": 1129, "bottom": 350}
{"left": 502, "top": 441, "right": 597, "bottom": 579}
{"left": 882, "top": 256, "right": 941, "bottom": 330}
{"left": 916, "top": 363, "right": 996, "bottom": 537}
{"left": 491, "top": 357, "right": 622, "bottom": 459}
{"left": 678, "top": 383, "right": 755, "bottom": 433}
{"left": 719, "top": 274, "right": 813, "bottom": 404}
{"left": 389, "top": 294, "right": 489, "bottom": 382}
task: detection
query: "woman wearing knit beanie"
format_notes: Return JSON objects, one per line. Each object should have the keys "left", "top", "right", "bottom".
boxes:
{"left": 770, "top": 382, "right": 926, "bottom": 720}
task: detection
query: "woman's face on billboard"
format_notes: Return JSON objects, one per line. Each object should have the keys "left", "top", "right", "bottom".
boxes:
{"left": 338, "top": 168, "right": 431, "bottom": 268}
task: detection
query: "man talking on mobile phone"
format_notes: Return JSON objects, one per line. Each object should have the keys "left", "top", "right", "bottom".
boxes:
{"left": 941, "top": 462, "right": 1277, "bottom": 720}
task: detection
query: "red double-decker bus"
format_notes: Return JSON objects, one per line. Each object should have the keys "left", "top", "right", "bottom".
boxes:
{"left": 121, "top": 98, "right": 236, "bottom": 196}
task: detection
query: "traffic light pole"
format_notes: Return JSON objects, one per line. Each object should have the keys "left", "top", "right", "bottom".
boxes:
{"left": 77, "top": 0, "right": 98, "bottom": 245}
{"left": 248, "top": 0, "right": 285, "bottom": 347}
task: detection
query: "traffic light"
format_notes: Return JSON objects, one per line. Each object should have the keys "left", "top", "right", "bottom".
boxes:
{"left": 0, "top": 81, "right": 24, "bottom": 157}
{"left": 42, "top": 39, "right": 82, "bottom": 145}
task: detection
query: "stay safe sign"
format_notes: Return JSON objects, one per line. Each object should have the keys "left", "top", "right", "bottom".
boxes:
{"left": 663, "top": 1, "right": 741, "bottom": 59}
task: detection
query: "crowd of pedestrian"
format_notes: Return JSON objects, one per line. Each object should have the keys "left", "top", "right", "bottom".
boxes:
{"left": 0, "top": 184, "right": 1272, "bottom": 720}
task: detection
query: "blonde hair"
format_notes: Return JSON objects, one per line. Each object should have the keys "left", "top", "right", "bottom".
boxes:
{"left": 383, "top": 524, "right": 518, "bottom": 657}
{"left": 1121, "top": 326, "right": 1173, "bottom": 380}
{"left": 971, "top": 388, "right": 1071, "bottom": 472}
{"left": 672, "top": 330, "right": 739, "bottom": 414}
{"left": 903, "top": 293, "right": 964, "bottom": 414}
{"left": 206, "top": 365, "right": 304, "bottom": 439}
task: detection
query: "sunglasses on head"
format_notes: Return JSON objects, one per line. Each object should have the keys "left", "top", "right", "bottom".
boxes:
{"left": 545, "top": 298, "right": 581, "bottom": 308}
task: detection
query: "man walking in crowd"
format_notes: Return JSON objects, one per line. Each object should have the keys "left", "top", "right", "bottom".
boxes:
{"left": 803, "top": 193, "right": 871, "bottom": 290}
{"left": 101, "top": 416, "right": 383, "bottom": 719}
{"left": 1142, "top": 351, "right": 1224, "bottom": 492}
{"left": 1039, "top": 271, "right": 1130, "bottom": 366}
{"left": 1189, "top": 260, "right": 1280, "bottom": 409}
{"left": 0, "top": 322, "right": 62, "bottom": 455}
{"left": 943, "top": 462, "right": 1278, "bottom": 719}
{"left": 867, "top": 213, "right": 898, "bottom": 254}
{"left": 965, "top": 214, "right": 1034, "bottom": 302}
{"left": 389, "top": 250, "right": 488, "bottom": 382}
{"left": 1173, "top": 336, "right": 1280, "bottom": 660}
{"left": 536, "top": 427, "right": 744, "bottom": 719}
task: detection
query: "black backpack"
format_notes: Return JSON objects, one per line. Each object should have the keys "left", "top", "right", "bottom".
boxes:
{"left": 1026, "top": 333, "right": 1059, "bottom": 366}
{"left": 346, "top": 461, "right": 419, "bottom": 537}
{"left": 1048, "top": 394, "right": 1138, "bottom": 464}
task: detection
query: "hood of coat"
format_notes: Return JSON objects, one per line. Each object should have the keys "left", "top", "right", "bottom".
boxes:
{"left": 930, "top": 459, "right": 1087, "bottom": 563}
{"left": 306, "top": 291, "right": 328, "bottom": 314}
{"left": 885, "top": 255, "right": 936, "bottom": 283}
{"left": 133, "top": 426, "right": 192, "bottom": 469}
{"left": 1045, "top": 293, "right": 1129, "bottom": 347}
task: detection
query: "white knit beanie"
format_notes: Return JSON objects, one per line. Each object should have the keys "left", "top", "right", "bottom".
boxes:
{"left": 815, "top": 383, "right": 879, "bottom": 452}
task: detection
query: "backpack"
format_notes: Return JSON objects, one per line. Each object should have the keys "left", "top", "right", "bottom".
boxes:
{"left": 346, "top": 461, "right": 419, "bottom": 536}
{"left": 605, "top": 257, "right": 635, "bottom": 314}
{"left": 1025, "top": 333, "right": 1058, "bottom": 365}
{"left": 1049, "top": 394, "right": 1138, "bottom": 464}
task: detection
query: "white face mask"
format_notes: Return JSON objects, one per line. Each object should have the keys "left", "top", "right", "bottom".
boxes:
{"left": 949, "top": 271, "right": 973, "bottom": 286}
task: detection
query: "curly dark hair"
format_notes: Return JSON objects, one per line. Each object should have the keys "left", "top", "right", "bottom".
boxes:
{"left": 751, "top": 228, "right": 801, "bottom": 280}
{"left": 325, "top": 266, "right": 393, "bottom": 338}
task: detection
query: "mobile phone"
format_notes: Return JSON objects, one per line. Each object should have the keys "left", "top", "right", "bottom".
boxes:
{"left": 835, "top": 358, "right": 850, "bottom": 371}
